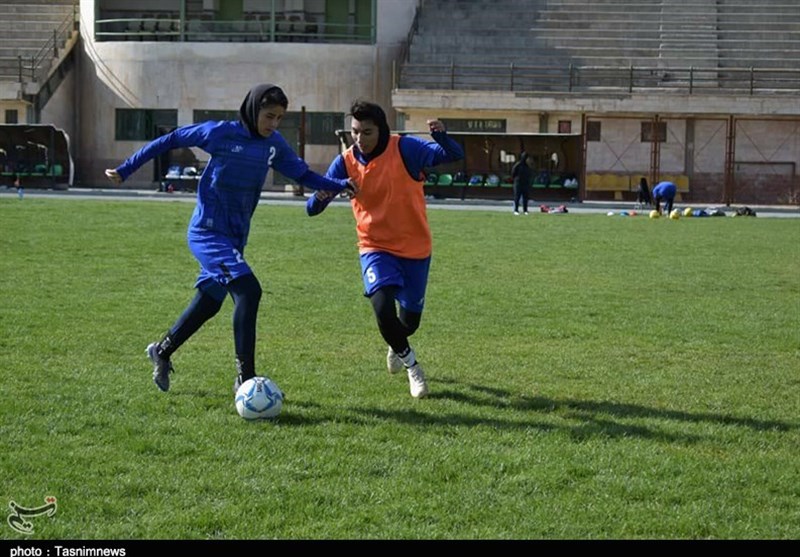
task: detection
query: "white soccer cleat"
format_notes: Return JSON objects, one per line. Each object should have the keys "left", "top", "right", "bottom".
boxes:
{"left": 406, "top": 362, "right": 429, "bottom": 399}
{"left": 386, "top": 346, "right": 404, "bottom": 374}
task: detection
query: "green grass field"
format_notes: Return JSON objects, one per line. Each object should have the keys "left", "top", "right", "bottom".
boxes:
{"left": 1, "top": 197, "right": 799, "bottom": 539}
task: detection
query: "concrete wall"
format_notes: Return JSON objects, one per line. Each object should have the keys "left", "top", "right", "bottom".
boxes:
{"left": 76, "top": 0, "right": 416, "bottom": 186}
{"left": 77, "top": 40, "right": 377, "bottom": 185}
{"left": 40, "top": 65, "right": 77, "bottom": 153}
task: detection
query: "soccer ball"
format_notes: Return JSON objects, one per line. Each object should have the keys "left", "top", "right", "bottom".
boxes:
{"left": 649, "top": 210, "right": 660, "bottom": 219}
{"left": 235, "top": 376, "right": 284, "bottom": 420}
{"left": 669, "top": 209, "right": 681, "bottom": 220}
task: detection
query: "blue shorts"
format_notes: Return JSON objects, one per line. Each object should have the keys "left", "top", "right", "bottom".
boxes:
{"left": 188, "top": 230, "right": 253, "bottom": 300}
{"left": 359, "top": 251, "right": 431, "bottom": 313}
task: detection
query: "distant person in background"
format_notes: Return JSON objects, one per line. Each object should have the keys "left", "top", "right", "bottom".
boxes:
{"left": 652, "top": 180, "right": 677, "bottom": 215}
{"left": 636, "top": 177, "right": 652, "bottom": 209}
{"left": 14, "top": 173, "right": 22, "bottom": 199}
{"left": 511, "top": 151, "right": 532, "bottom": 215}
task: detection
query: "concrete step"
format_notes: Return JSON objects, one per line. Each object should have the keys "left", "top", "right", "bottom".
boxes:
{"left": 538, "top": 35, "right": 664, "bottom": 45}
{"left": 1, "top": 28, "right": 72, "bottom": 39}
{"left": 404, "top": 55, "right": 570, "bottom": 66}
{"left": 415, "top": 23, "right": 534, "bottom": 36}
{"left": 0, "top": 21, "right": 68, "bottom": 32}
{"left": 0, "top": 6, "right": 73, "bottom": 17}
{"left": 412, "top": 35, "right": 540, "bottom": 48}
{"left": 718, "top": 21, "right": 800, "bottom": 30}
{"left": 0, "top": 38, "right": 57, "bottom": 50}
{"left": 0, "top": 12, "right": 71, "bottom": 23}
{"left": 544, "top": 1, "right": 800, "bottom": 14}
{"left": 0, "top": 47, "right": 64, "bottom": 58}
{"left": 407, "top": 51, "right": 570, "bottom": 66}
{"left": 718, "top": 5, "right": 800, "bottom": 15}
{"left": 534, "top": 19, "right": 661, "bottom": 30}
{"left": 423, "top": 0, "right": 537, "bottom": 10}
{"left": 1, "top": 0, "right": 74, "bottom": 4}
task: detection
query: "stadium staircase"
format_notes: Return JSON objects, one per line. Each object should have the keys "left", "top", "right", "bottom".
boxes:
{"left": 0, "top": 0, "right": 79, "bottom": 117}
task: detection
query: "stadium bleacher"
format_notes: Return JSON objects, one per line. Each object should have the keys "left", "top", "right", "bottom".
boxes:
{"left": 400, "top": 0, "right": 800, "bottom": 92}
{"left": 395, "top": 0, "right": 799, "bottom": 205}
{"left": 0, "top": 0, "right": 75, "bottom": 82}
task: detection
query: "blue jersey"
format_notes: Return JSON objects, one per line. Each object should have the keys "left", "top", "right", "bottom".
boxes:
{"left": 306, "top": 131, "right": 464, "bottom": 216}
{"left": 116, "top": 120, "right": 347, "bottom": 246}
{"left": 652, "top": 181, "right": 677, "bottom": 199}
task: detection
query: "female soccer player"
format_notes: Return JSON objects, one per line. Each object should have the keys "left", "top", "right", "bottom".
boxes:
{"left": 106, "top": 84, "right": 354, "bottom": 395}
{"left": 652, "top": 180, "right": 677, "bottom": 215}
{"left": 306, "top": 100, "right": 464, "bottom": 398}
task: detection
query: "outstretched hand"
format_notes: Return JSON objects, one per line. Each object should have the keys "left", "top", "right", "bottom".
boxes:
{"left": 315, "top": 181, "right": 357, "bottom": 202}
{"left": 341, "top": 180, "right": 359, "bottom": 199}
{"left": 314, "top": 189, "right": 336, "bottom": 202}
{"left": 105, "top": 169, "right": 122, "bottom": 185}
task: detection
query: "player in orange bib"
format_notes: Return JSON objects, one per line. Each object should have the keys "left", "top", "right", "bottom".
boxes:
{"left": 307, "top": 101, "right": 464, "bottom": 398}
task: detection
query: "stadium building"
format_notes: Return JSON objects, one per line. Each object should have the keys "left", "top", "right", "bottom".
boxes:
{"left": 1, "top": 0, "right": 798, "bottom": 205}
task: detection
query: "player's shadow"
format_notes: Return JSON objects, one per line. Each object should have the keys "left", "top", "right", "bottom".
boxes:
{"left": 174, "top": 377, "right": 797, "bottom": 438}
{"left": 345, "top": 377, "right": 797, "bottom": 443}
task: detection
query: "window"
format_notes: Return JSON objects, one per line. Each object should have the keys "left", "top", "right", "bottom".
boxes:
{"left": 115, "top": 109, "right": 178, "bottom": 140}
{"left": 641, "top": 122, "right": 667, "bottom": 143}
{"left": 558, "top": 120, "right": 572, "bottom": 134}
{"left": 305, "top": 112, "right": 344, "bottom": 145}
{"left": 192, "top": 110, "right": 342, "bottom": 145}
{"left": 278, "top": 112, "right": 344, "bottom": 146}
{"left": 5, "top": 109, "right": 18, "bottom": 124}
{"left": 586, "top": 121, "right": 601, "bottom": 141}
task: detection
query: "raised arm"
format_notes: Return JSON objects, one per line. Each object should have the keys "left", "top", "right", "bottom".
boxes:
{"left": 398, "top": 120, "right": 465, "bottom": 180}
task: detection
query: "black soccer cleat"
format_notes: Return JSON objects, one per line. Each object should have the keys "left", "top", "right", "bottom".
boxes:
{"left": 146, "top": 342, "right": 174, "bottom": 392}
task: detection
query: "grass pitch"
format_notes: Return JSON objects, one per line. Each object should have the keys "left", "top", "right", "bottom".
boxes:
{"left": 1, "top": 197, "right": 798, "bottom": 539}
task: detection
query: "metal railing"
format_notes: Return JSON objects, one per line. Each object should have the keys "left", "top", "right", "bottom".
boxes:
{"left": 399, "top": 6, "right": 420, "bottom": 65}
{"left": 399, "top": 62, "right": 800, "bottom": 95}
{"left": 0, "top": 3, "right": 78, "bottom": 83}
{"left": 94, "top": 18, "right": 374, "bottom": 45}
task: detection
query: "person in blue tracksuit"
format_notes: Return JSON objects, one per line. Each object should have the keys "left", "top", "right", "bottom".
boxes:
{"left": 652, "top": 181, "right": 677, "bottom": 215}
{"left": 106, "top": 83, "right": 353, "bottom": 395}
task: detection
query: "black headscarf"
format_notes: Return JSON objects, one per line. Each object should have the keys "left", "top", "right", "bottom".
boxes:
{"left": 368, "top": 104, "right": 391, "bottom": 160}
{"left": 239, "top": 83, "right": 277, "bottom": 138}
{"left": 350, "top": 101, "right": 391, "bottom": 160}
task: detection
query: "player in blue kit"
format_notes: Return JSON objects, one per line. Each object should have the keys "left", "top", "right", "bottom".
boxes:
{"left": 652, "top": 181, "right": 677, "bottom": 215}
{"left": 106, "top": 83, "right": 354, "bottom": 395}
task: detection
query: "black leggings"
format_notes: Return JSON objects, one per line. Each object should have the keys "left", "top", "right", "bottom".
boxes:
{"left": 228, "top": 274, "right": 262, "bottom": 369}
{"left": 656, "top": 195, "right": 674, "bottom": 215}
{"left": 161, "top": 274, "right": 262, "bottom": 374}
{"left": 369, "top": 286, "right": 422, "bottom": 355}
{"left": 513, "top": 184, "right": 529, "bottom": 212}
